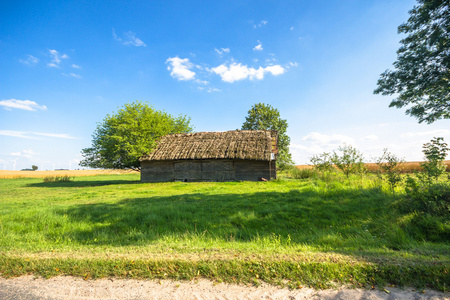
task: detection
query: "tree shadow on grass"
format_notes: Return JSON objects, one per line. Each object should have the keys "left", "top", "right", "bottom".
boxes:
{"left": 27, "top": 179, "right": 140, "bottom": 188}
{"left": 55, "top": 187, "right": 391, "bottom": 249}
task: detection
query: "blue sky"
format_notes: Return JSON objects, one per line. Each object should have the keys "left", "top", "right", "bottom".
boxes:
{"left": 1, "top": 0, "right": 449, "bottom": 170}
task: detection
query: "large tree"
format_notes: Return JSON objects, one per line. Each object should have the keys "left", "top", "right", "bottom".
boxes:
{"left": 374, "top": 0, "right": 450, "bottom": 124}
{"left": 80, "top": 101, "right": 193, "bottom": 170}
{"left": 242, "top": 103, "right": 293, "bottom": 168}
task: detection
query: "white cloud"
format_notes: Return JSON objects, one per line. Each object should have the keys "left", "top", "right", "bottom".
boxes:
{"left": 166, "top": 57, "right": 196, "bottom": 81}
{"left": 264, "top": 65, "right": 285, "bottom": 76}
{"left": 11, "top": 150, "right": 36, "bottom": 158}
{"left": 215, "top": 48, "right": 230, "bottom": 55}
{"left": 0, "top": 130, "right": 77, "bottom": 139}
{"left": 290, "top": 26, "right": 294, "bottom": 31}
{"left": 0, "top": 99, "right": 47, "bottom": 111}
{"left": 48, "top": 49, "right": 69, "bottom": 67}
{"left": 211, "top": 63, "right": 285, "bottom": 83}
{"left": 362, "top": 134, "right": 379, "bottom": 141}
{"left": 212, "top": 63, "right": 248, "bottom": 82}
{"left": 207, "top": 87, "right": 221, "bottom": 93}
{"left": 253, "top": 41, "right": 263, "bottom": 51}
{"left": 62, "top": 73, "right": 82, "bottom": 79}
{"left": 254, "top": 20, "right": 268, "bottom": 28}
{"left": 113, "top": 29, "right": 146, "bottom": 47}
{"left": 72, "top": 64, "right": 81, "bottom": 69}
{"left": 290, "top": 133, "right": 357, "bottom": 164}
{"left": 33, "top": 132, "right": 77, "bottom": 139}
{"left": 195, "top": 79, "right": 209, "bottom": 85}
{"left": 19, "top": 55, "right": 39, "bottom": 65}
{"left": 302, "top": 132, "right": 355, "bottom": 146}
{"left": 400, "top": 129, "right": 450, "bottom": 138}
{"left": 0, "top": 130, "right": 37, "bottom": 139}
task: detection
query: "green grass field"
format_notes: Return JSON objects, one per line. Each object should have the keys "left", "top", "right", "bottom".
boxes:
{"left": 0, "top": 173, "right": 448, "bottom": 290}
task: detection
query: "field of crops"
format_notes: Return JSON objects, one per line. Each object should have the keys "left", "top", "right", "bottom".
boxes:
{"left": 0, "top": 169, "right": 138, "bottom": 179}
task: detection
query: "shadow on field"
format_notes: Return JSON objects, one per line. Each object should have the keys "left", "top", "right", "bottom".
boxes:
{"left": 56, "top": 186, "right": 394, "bottom": 250}
{"left": 27, "top": 179, "right": 140, "bottom": 188}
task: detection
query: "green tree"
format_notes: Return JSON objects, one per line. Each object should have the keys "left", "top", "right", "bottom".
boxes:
{"left": 242, "top": 103, "right": 293, "bottom": 168}
{"left": 309, "top": 152, "right": 334, "bottom": 173}
{"left": 80, "top": 101, "right": 193, "bottom": 170}
{"left": 374, "top": 0, "right": 450, "bottom": 124}
{"left": 31, "top": 165, "right": 38, "bottom": 171}
{"left": 331, "top": 145, "right": 365, "bottom": 178}
{"left": 420, "top": 137, "right": 449, "bottom": 183}
{"left": 376, "top": 149, "right": 404, "bottom": 194}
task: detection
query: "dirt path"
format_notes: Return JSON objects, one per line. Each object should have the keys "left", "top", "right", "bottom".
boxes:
{"left": 0, "top": 276, "right": 448, "bottom": 300}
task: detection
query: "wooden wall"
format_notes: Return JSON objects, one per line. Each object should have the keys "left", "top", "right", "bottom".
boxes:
{"left": 140, "top": 159, "right": 276, "bottom": 182}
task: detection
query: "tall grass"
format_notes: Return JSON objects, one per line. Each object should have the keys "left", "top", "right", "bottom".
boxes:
{"left": 0, "top": 173, "right": 448, "bottom": 290}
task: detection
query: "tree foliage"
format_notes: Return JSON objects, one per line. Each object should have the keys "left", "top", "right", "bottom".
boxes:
{"left": 80, "top": 101, "right": 193, "bottom": 170}
{"left": 331, "top": 145, "right": 365, "bottom": 178}
{"left": 376, "top": 149, "right": 405, "bottom": 193}
{"left": 241, "top": 103, "right": 293, "bottom": 168}
{"left": 309, "top": 152, "right": 334, "bottom": 173}
{"left": 420, "top": 137, "right": 449, "bottom": 183}
{"left": 374, "top": 0, "right": 450, "bottom": 123}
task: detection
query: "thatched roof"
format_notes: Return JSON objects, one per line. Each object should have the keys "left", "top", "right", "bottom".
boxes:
{"left": 140, "top": 130, "right": 278, "bottom": 161}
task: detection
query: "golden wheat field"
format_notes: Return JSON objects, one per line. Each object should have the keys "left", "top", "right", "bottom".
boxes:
{"left": 296, "top": 160, "right": 450, "bottom": 173}
{"left": 0, "top": 169, "right": 139, "bottom": 179}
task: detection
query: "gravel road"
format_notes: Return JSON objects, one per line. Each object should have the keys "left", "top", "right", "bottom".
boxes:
{"left": 0, "top": 276, "right": 448, "bottom": 300}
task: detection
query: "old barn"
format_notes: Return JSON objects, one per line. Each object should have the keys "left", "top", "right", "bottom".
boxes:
{"left": 140, "top": 130, "right": 278, "bottom": 182}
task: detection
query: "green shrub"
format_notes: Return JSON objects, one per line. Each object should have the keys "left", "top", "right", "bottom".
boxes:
{"left": 405, "top": 177, "right": 450, "bottom": 217}
{"left": 420, "top": 137, "right": 449, "bottom": 184}
{"left": 309, "top": 152, "right": 334, "bottom": 173}
{"left": 43, "top": 175, "right": 74, "bottom": 183}
{"left": 375, "top": 149, "right": 404, "bottom": 194}
{"left": 331, "top": 145, "right": 365, "bottom": 178}
{"left": 398, "top": 177, "right": 450, "bottom": 241}
{"left": 409, "top": 213, "right": 450, "bottom": 242}
{"left": 290, "top": 168, "right": 317, "bottom": 180}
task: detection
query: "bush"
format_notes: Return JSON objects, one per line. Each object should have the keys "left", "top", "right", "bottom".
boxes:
{"left": 43, "top": 175, "right": 74, "bottom": 183}
{"left": 405, "top": 178, "right": 450, "bottom": 217}
{"left": 398, "top": 177, "right": 450, "bottom": 241}
{"left": 408, "top": 213, "right": 450, "bottom": 242}
{"left": 290, "top": 168, "right": 317, "bottom": 180}
{"left": 331, "top": 145, "right": 365, "bottom": 178}
{"left": 375, "top": 149, "right": 404, "bottom": 193}
{"left": 309, "top": 153, "right": 334, "bottom": 173}
{"left": 420, "top": 137, "right": 449, "bottom": 184}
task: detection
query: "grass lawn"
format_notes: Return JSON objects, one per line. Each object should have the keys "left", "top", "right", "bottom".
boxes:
{"left": 0, "top": 172, "right": 448, "bottom": 290}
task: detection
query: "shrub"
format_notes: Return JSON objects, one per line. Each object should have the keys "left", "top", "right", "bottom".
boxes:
{"left": 331, "top": 145, "right": 365, "bottom": 178}
{"left": 375, "top": 149, "right": 404, "bottom": 194}
{"left": 290, "top": 168, "right": 317, "bottom": 180}
{"left": 43, "top": 175, "right": 74, "bottom": 183}
{"left": 405, "top": 178, "right": 450, "bottom": 218}
{"left": 398, "top": 177, "right": 450, "bottom": 241}
{"left": 421, "top": 137, "right": 449, "bottom": 184}
{"left": 309, "top": 153, "right": 334, "bottom": 173}
{"left": 409, "top": 213, "right": 450, "bottom": 242}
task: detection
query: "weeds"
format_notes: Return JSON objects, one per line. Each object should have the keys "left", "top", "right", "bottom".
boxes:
{"left": 289, "top": 167, "right": 317, "bottom": 180}
{"left": 43, "top": 175, "right": 74, "bottom": 183}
